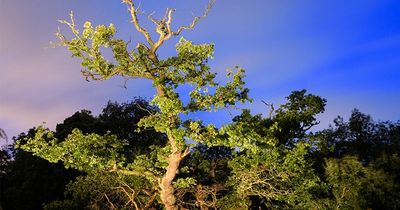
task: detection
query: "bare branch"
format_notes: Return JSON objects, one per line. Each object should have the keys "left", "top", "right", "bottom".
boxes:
{"left": 181, "top": 147, "right": 191, "bottom": 158}
{"left": 148, "top": 12, "right": 158, "bottom": 25}
{"left": 135, "top": 102, "right": 156, "bottom": 115}
{"left": 173, "top": 0, "right": 216, "bottom": 36}
{"left": 104, "top": 193, "right": 117, "bottom": 210}
{"left": 115, "top": 185, "right": 139, "bottom": 210}
{"left": 123, "top": 0, "right": 154, "bottom": 46}
{"left": 261, "top": 100, "right": 275, "bottom": 119}
{"left": 150, "top": 8, "right": 174, "bottom": 54}
{"left": 143, "top": 191, "right": 158, "bottom": 210}
{"left": 123, "top": 0, "right": 215, "bottom": 60}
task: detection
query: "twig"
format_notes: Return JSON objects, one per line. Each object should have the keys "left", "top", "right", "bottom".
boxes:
{"left": 173, "top": 0, "right": 216, "bottom": 36}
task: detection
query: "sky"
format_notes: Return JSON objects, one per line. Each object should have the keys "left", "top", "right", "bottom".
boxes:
{"left": 1, "top": 0, "right": 400, "bottom": 142}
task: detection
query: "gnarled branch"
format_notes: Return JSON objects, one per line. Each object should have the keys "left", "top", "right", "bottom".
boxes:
{"left": 123, "top": 0, "right": 154, "bottom": 47}
{"left": 122, "top": 0, "right": 216, "bottom": 56}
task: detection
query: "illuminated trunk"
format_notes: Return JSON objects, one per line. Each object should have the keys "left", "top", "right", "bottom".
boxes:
{"left": 153, "top": 69, "right": 186, "bottom": 209}
{"left": 159, "top": 150, "right": 183, "bottom": 210}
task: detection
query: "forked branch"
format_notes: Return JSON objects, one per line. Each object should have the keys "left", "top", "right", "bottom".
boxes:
{"left": 122, "top": 0, "right": 216, "bottom": 55}
{"left": 123, "top": 0, "right": 154, "bottom": 47}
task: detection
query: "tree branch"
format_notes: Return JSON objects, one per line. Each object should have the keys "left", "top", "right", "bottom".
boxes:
{"left": 124, "top": 0, "right": 215, "bottom": 57}
{"left": 181, "top": 147, "right": 191, "bottom": 158}
{"left": 149, "top": 8, "right": 174, "bottom": 55}
{"left": 172, "top": 0, "right": 216, "bottom": 36}
{"left": 261, "top": 100, "right": 275, "bottom": 119}
{"left": 104, "top": 193, "right": 118, "bottom": 210}
{"left": 143, "top": 191, "right": 158, "bottom": 210}
{"left": 123, "top": 0, "right": 154, "bottom": 46}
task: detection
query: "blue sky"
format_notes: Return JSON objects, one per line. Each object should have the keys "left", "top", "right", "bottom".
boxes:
{"left": 1, "top": 0, "right": 400, "bottom": 141}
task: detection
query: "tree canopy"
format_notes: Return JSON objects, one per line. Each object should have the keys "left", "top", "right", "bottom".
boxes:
{"left": 2, "top": 93, "right": 399, "bottom": 209}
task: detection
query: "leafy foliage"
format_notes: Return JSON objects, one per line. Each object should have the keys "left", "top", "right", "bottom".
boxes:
{"left": 3, "top": 93, "right": 400, "bottom": 209}
{"left": 1, "top": 100, "right": 164, "bottom": 209}
{"left": 325, "top": 156, "right": 399, "bottom": 210}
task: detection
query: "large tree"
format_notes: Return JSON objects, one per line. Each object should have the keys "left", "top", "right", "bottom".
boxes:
{"left": 19, "top": 1, "right": 250, "bottom": 209}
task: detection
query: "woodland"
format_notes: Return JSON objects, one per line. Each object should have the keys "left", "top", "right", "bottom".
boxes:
{"left": 1, "top": 0, "right": 400, "bottom": 209}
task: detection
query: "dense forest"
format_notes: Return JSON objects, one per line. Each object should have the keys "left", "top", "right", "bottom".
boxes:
{"left": 1, "top": 0, "right": 400, "bottom": 209}
{"left": 1, "top": 94, "right": 399, "bottom": 209}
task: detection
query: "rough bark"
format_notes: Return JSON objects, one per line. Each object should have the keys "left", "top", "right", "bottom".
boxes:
{"left": 159, "top": 150, "right": 183, "bottom": 210}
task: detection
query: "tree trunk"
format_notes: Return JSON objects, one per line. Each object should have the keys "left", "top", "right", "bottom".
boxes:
{"left": 159, "top": 151, "right": 183, "bottom": 210}
{"left": 155, "top": 81, "right": 183, "bottom": 209}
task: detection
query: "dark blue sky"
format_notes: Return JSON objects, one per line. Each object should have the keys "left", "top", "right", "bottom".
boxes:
{"left": 1, "top": 0, "right": 400, "bottom": 140}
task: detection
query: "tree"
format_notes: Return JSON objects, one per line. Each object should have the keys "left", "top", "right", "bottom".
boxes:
{"left": 46, "top": 99, "right": 167, "bottom": 209}
{"left": 318, "top": 109, "right": 400, "bottom": 163}
{"left": 2, "top": 99, "right": 165, "bottom": 209}
{"left": 0, "top": 128, "right": 8, "bottom": 210}
{"left": 215, "top": 90, "right": 327, "bottom": 209}
{"left": 313, "top": 110, "right": 400, "bottom": 209}
{"left": 18, "top": 1, "right": 250, "bottom": 209}
{"left": 0, "top": 140, "right": 10, "bottom": 210}
{"left": 2, "top": 130, "right": 78, "bottom": 210}
{"left": 272, "top": 89, "right": 326, "bottom": 146}
{"left": 324, "top": 156, "right": 399, "bottom": 210}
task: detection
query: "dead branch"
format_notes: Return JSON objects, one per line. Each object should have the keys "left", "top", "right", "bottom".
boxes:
{"left": 150, "top": 8, "right": 174, "bottom": 53}
{"left": 173, "top": 0, "right": 216, "bottom": 36}
{"left": 123, "top": 0, "right": 154, "bottom": 47}
{"left": 122, "top": 0, "right": 216, "bottom": 57}
{"left": 104, "top": 193, "right": 117, "bottom": 210}
{"left": 114, "top": 185, "right": 139, "bottom": 210}
{"left": 181, "top": 147, "right": 191, "bottom": 158}
{"left": 143, "top": 191, "right": 158, "bottom": 210}
{"left": 261, "top": 100, "right": 275, "bottom": 119}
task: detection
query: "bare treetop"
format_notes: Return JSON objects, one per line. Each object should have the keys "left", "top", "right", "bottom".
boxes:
{"left": 122, "top": 0, "right": 216, "bottom": 56}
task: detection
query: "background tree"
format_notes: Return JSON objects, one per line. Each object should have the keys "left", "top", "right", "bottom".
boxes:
{"left": 216, "top": 90, "right": 327, "bottom": 209}
{"left": 5, "top": 93, "right": 400, "bottom": 209}
{"left": 272, "top": 89, "right": 326, "bottom": 146}
{"left": 2, "top": 99, "right": 165, "bottom": 210}
{"left": 46, "top": 99, "right": 167, "bottom": 209}
{"left": 324, "top": 156, "right": 399, "bottom": 210}
{"left": 0, "top": 128, "right": 10, "bottom": 210}
{"left": 2, "top": 130, "right": 78, "bottom": 210}
{"left": 313, "top": 110, "right": 400, "bottom": 209}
